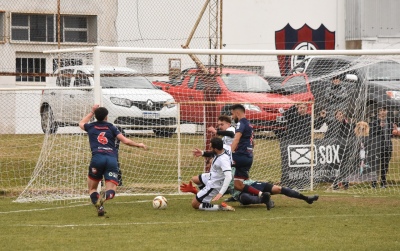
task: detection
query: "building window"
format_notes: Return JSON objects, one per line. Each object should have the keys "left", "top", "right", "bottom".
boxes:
{"left": 61, "top": 16, "right": 87, "bottom": 43}
{"left": 0, "top": 11, "right": 5, "bottom": 42}
{"left": 16, "top": 58, "right": 46, "bottom": 82}
{"left": 11, "top": 13, "right": 97, "bottom": 43}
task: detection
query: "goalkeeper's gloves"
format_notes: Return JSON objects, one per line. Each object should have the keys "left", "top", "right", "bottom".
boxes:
{"left": 180, "top": 181, "right": 198, "bottom": 194}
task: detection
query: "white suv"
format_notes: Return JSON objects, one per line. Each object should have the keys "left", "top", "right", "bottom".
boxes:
{"left": 40, "top": 65, "right": 178, "bottom": 137}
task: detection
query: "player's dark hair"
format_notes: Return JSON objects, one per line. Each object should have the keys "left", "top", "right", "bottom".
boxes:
{"left": 230, "top": 104, "right": 245, "bottom": 113}
{"left": 94, "top": 107, "right": 108, "bottom": 121}
{"left": 218, "top": 115, "right": 231, "bottom": 124}
{"left": 210, "top": 137, "right": 223, "bottom": 150}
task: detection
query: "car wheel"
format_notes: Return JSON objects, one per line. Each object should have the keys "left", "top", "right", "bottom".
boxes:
{"left": 153, "top": 129, "right": 175, "bottom": 138}
{"left": 41, "top": 106, "right": 58, "bottom": 134}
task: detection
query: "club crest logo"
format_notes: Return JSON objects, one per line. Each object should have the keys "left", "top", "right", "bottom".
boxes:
{"left": 275, "top": 23, "right": 335, "bottom": 76}
{"left": 91, "top": 167, "right": 98, "bottom": 174}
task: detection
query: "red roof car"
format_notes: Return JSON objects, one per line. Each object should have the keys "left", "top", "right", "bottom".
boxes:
{"left": 154, "top": 68, "right": 312, "bottom": 130}
{"left": 266, "top": 73, "right": 314, "bottom": 113}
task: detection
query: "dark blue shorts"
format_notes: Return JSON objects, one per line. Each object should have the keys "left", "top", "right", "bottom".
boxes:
{"left": 250, "top": 182, "right": 273, "bottom": 193}
{"left": 88, "top": 154, "right": 119, "bottom": 185}
{"left": 232, "top": 153, "right": 253, "bottom": 180}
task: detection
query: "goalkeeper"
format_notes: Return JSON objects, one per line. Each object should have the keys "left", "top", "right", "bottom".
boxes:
{"left": 79, "top": 104, "right": 148, "bottom": 216}
{"left": 181, "top": 166, "right": 319, "bottom": 207}
{"left": 188, "top": 137, "right": 235, "bottom": 212}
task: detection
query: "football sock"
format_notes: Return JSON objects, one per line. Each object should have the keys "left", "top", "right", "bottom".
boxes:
{"left": 105, "top": 190, "right": 115, "bottom": 200}
{"left": 90, "top": 192, "right": 99, "bottom": 205}
{"left": 199, "top": 203, "right": 220, "bottom": 211}
{"left": 239, "top": 193, "right": 261, "bottom": 205}
{"left": 117, "top": 169, "right": 123, "bottom": 186}
{"left": 281, "top": 187, "right": 308, "bottom": 201}
{"left": 243, "top": 184, "right": 261, "bottom": 196}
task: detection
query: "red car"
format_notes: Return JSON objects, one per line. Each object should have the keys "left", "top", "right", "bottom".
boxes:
{"left": 267, "top": 73, "right": 314, "bottom": 113}
{"left": 154, "top": 68, "right": 313, "bottom": 130}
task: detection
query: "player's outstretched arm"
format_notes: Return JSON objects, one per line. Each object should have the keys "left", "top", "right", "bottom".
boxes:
{"left": 192, "top": 148, "right": 203, "bottom": 157}
{"left": 117, "top": 134, "right": 148, "bottom": 150}
{"left": 207, "top": 126, "right": 217, "bottom": 134}
{"left": 193, "top": 148, "right": 214, "bottom": 158}
{"left": 79, "top": 104, "right": 99, "bottom": 130}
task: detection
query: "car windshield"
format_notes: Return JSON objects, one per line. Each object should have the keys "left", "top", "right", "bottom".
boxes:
{"left": 222, "top": 73, "right": 271, "bottom": 92}
{"left": 366, "top": 61, "right": 400, "bottom": 81}
{"left": 100, "top": 76, "right": 155, "bottom": 89}
{"left": 283, "top": 75, "right": 308, "bottom": 94}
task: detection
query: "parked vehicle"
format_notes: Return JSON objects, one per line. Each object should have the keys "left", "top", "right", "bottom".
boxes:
{"left": 266, "top": 56, "right": 400, "bottom": 120}
{"left": 40, "top": 65, "right": 178, "bottom": 137}
{"left": 153, "top": 68, "right": 310, "bottom": 131}
{"left": 267, "top": 73, "right": 314, "bottom": 109}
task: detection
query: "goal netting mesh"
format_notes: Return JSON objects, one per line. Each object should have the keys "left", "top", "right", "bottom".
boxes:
{"left": 5, "top": 47, "right": 400, "bottom": 203}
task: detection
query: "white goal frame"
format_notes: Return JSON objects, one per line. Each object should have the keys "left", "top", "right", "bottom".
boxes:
{"left": 10, "top": 46, "right": 400, "bottom": 202}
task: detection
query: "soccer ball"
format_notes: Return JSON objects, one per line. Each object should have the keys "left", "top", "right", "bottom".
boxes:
{"left": 152, "top": 196, "right": 168, "bottom": 209}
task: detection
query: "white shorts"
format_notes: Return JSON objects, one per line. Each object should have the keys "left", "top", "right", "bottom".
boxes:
{"left": 198, "top": 173, "right": 210, "bottom": 186}
{"left": 196, "top": 182, "right": 220, "bottom": 204}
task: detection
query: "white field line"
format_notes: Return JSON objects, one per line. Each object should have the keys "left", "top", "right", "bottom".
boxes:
{"left": 9, "top": 213, "right": 400, "bottom": 228}
{"left": 0, "top": 197, "right": 191, "bottom": 214}
{"left": 0, "top": 203, "right": 90, "bottom": 214}
{"left": 0, "top": 194, "right": 389, "bottom": 214}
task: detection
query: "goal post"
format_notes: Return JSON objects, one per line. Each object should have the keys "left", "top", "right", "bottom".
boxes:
{"left": 6, "top": 47, "right": 400, "bottom": 203}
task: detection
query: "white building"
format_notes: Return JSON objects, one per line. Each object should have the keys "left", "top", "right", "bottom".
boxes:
{"left": 1, "top": 0, "right": 400, "bottom": 134}
{"left": 0, "top": 0, "right": 118, "bottom": 88}
{"left": 0, "top": 0, "right": 399, "bottom": 87}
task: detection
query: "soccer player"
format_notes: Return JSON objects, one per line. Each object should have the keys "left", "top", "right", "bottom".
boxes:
{"left": 230, "top": 104, "right": 272, "bottom": 209}
{"left": 189, "top": 137, "right": 235, "bottom": 211}
{"left": 193, "top": 115, "right": 235, "bottom": 162}
{"left": 181, "top": 167, "right": 319, "bottom": 208}
{"left": 207, "top": 115, "right": 235, "bottom": 153}
{"left": 79, "top": 104, "right": 148, "bottom": 216}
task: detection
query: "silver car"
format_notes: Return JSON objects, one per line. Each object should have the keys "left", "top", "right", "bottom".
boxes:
{"left": 40, "top": 65, "right": 178, "bottom": 137}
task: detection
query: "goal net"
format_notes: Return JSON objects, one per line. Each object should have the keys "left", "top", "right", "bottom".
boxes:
{"left": 6, "top": 47, "right": 400, "bottom": 203}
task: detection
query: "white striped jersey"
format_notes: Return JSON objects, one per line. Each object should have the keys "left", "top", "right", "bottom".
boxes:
{"left": 206, "top": 149, "right": 232, "bottom": 193}
{"left": 222, "top": 126, "right": 235, "bottom": 154}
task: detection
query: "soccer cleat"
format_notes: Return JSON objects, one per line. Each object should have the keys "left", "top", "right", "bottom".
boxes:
{"left": 97, "top": 206, "right": 106, "bottom": 216}
{"left": 95, "top": 191, "right": 106, "bottom": 216}
{"left": 260, "top": 192, "right": 272, "bottom": 210}
{"left": 306, "top": 195, "right": 319, "bottom": 204}
{"left": 268, "top": 199, "right": 275, "bottom": 209}
{"left": 332, "top": 183, "right": 340, "bottom": 190}
{"left": 219, "top": 202, "right": 235, "bottom": 211}
{"left": 224, "top": 196, "right": 237, "bottom": 202}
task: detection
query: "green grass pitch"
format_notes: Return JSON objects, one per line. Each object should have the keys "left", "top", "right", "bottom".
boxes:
{"left": 1, "top": 192, "right": 400, "bottom": 250}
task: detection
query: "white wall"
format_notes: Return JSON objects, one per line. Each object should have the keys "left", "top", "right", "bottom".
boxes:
{"left": 223, "top": 0, "right": 344, "bottom": 50}
{"left": 116, "top": 0, "right": 346, "bottom": 76}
